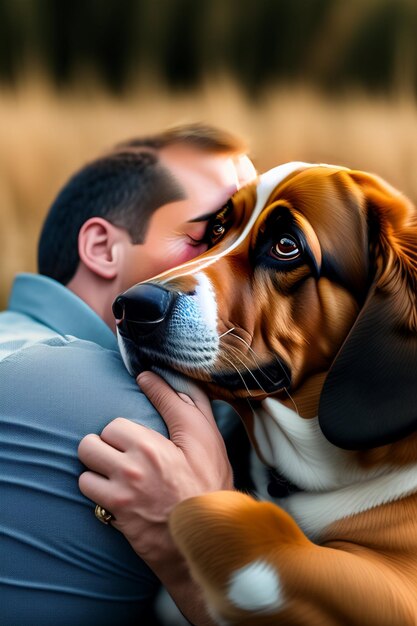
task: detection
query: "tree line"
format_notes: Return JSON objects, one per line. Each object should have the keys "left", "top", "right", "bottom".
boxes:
{"left": 0, "top": 0, "right": 416, "bottom": 96}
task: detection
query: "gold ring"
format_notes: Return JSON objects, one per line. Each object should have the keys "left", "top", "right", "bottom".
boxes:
{"left": 94, "top": 504, "right": 114, "bottom": 525}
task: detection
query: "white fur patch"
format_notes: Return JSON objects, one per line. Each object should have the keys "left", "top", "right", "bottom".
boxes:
{"left": 251, "top": 398, "right": 417, "bottom": 540}
{"left": 282, "top": 465, "right": 417, "bottom": 540}
{"left": 194, "top": 272, "right": 218, "bottom": 331}
{"left": 253, "top": 399, "right": 380, "bottom": 491}
{"left": 228, "top": 560, "right": 284, "bottom": 613}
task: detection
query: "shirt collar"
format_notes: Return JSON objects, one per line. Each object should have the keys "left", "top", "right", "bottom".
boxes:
{"left": 8, "top": 273, "right": 118, "bottom": 351}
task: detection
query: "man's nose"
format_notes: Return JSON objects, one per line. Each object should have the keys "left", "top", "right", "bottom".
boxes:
{"left": 113, "top": 284, "right": 177, "bottom": 337}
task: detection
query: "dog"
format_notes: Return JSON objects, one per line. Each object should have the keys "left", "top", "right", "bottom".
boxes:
{"left": 114, "top": 162, "right": 417, "bottom": 625}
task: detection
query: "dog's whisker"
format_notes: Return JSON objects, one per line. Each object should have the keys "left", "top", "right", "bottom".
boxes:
{"left": 228, "top": 329, "right": 289, "bottom": 381}
{"left": 227, "top": 343, "right": 273, "bottom": 382}
{"left": 228, "top": 333, "right": 263, "bottom": 366}
{"left": 228, "top": 331, "right": 286, "bottom": 383}
{"left": 218, "top": 327, "right": 236, "bottom": 339}
{"left": 224, "top": 343, "right": 280, "bottom": 393}
{"left": 222, "top": 339, "right": 261, "bottom": 369}
{"left": 283, "top": 387, "right": 300, "bottom": 416}
{"left": 221, "top": 354, "right": 254, "bottom": 397}
{"left": 224, "top": 347, "right": 269, "bottom": 395}
{"left": 227, "top": 331, "right": 257, "bottom": 357}
{"left": 222, "top": 331, "right": 288, "bottom": 388}
{"left": 225, "top": 334, "right": 279, "bottom": 385}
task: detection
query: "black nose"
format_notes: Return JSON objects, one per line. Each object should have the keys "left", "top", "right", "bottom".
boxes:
{"left": 113, "top": 284, "right": 176, "bottom": 338}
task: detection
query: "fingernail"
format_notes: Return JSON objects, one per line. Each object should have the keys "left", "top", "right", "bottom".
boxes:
{"left": 178, "top": 392, "right": 196, "bottom": 407}
{"left": 137, "top": 371, "right": 150, "bottom": 384}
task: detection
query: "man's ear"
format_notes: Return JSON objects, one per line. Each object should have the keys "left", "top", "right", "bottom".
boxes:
{"left": 77, "top": 217, "right": 127, "bottom": 280}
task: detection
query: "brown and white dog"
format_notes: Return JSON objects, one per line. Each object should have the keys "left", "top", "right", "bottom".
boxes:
{"left": 114, "top": 162, "right": 417, "bottom": 626}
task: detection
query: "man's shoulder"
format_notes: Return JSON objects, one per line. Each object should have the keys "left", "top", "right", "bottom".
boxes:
{"left": 0, "top": 312, "right": 168, "bottom": 438}
{"left": 0, "top": 310, "right": 60, "bottom": 360}
{"left": 0, "top": 308, "right": 115, "bottom": 362}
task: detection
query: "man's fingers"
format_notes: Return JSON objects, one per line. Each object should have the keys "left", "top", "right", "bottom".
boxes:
{"left": 137, "top": 371, "right": 216, "bottom": 432}
{"left": 176, "top": 378, "right": 213, "bottom": 416}
{"left": 78, "top": 471, "right": 114, "bottom": 512}
{"left": 100, "top": 416, "right": 166, "bottom": 451}
{"left": 137, "top": 372, "right": 209, "bottom": 443}
{"left": 78, "top": 433, "right": 123, "bottom": 477}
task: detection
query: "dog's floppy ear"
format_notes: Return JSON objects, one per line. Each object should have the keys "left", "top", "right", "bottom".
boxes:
{"left": 319, "top": 171, "right": 417, "bottom": 450}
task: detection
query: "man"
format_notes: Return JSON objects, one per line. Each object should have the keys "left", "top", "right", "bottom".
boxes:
{"left": 0, "top": 124, "right": 256, "bottom": 626}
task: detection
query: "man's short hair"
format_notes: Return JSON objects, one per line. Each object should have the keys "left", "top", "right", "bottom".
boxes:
{"left": 118, "top": 123, "right": 247, "bottom": 154}
{"left": 38, "top": 123, "right": 247, "bottom": 285}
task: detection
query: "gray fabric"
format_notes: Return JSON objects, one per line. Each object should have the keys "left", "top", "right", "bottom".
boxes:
{"left": 0, "top": 274, "right": 168, "bottom": 625}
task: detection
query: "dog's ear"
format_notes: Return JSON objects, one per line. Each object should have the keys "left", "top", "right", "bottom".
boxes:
{"left": 319, "top": 171, "right": 417, "bottom": 450}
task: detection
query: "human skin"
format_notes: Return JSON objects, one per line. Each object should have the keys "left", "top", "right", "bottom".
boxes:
{"left": 77, "top": 147, "right": 256, "bottom": 624}
{"left": 68, "top": 148, "right": 256, "bottom": 329}
{"left": 79, "top": 372, "right": 232, "bottom": 625}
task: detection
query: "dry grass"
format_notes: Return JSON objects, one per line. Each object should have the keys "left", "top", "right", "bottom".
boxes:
{"left": 2, "top": 77, "right": 417, "bottom": 307}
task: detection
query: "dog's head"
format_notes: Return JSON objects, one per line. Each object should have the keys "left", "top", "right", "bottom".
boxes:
{"left": 114, "top": 162, "right": 417, "bottom": 451}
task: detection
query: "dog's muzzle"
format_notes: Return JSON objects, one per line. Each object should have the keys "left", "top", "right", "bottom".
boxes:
{"left": 113, "top": 284, "right": 177, "bottom": 341}
{"left": 113, "top": 283, "right": 220, "bottom": 379}
{"left": 113, "top": 284, "right": 179, "bottom": 376}
{"left": 113, "top": 283, "right": 290, "bottom": 396}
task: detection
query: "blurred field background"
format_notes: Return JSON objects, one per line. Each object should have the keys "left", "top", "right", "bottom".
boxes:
{"left": 1, "top": 0, "right": 417, "bottom": 307}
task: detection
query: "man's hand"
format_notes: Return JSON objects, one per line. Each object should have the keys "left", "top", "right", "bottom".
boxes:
{"left": 78, "top": 371, "right": 233, "bottom": 623}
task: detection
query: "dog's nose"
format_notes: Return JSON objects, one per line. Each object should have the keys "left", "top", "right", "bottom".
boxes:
{"left": 113, "top": 284, "right": 176, "bottom": 337}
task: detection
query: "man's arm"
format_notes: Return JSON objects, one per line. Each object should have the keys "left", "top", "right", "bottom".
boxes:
{"left": 78, "top": 371, "right": 235, "bottom": 625}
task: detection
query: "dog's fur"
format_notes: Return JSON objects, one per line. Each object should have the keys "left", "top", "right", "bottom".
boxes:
{"left": 116, "top": 163, "right": 417, "bottom": 625}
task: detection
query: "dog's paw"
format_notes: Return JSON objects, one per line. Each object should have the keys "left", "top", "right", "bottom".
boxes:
{"left": 169, "top": 490, "right": 304, "bottom": 624}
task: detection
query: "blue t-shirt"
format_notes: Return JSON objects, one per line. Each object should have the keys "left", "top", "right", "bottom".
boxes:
{"left": 0, "top": 274, "right": 170, "bottom": 625}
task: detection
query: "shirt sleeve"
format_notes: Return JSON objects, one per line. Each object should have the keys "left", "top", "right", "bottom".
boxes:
{"left": 0, "top": 337, "right": 165, "bottom": 626}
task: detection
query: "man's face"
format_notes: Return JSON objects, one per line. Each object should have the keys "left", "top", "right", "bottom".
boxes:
{"left": 119, "top": 146, "right": 257, "bottom": 292}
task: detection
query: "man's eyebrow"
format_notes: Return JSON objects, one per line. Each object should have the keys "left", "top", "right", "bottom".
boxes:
{"left": 187, "top": 200, "right": 233, "bottom": 223}
{"left": 187, "top": 210, "right": 219, "bottom": 223}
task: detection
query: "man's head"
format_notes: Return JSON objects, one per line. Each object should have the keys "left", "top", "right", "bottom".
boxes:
{"left": 37, "top": 124, "right": 256, "bottom": 327}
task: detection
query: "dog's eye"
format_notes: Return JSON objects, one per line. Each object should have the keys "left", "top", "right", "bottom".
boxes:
{"left": 212, "top": 223, "right": 225, "bottom": 238}
{"left": 206, "top": 220, "right": 227, "bottom": 246}
{"left": 270, "top": 235, "right": 301, "bottom": 260}
{"left": 204, "top": 200, "right": 233, "bottom": 247}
